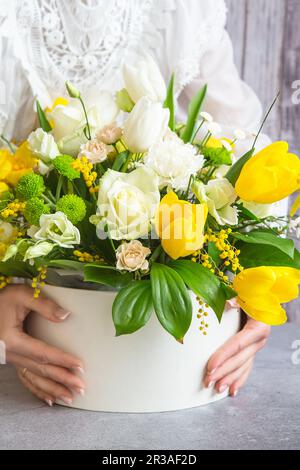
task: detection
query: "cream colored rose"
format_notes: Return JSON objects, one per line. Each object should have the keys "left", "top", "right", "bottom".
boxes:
{"left": 97, "top": 166, "right": 160, "bottom": 240}
{"left": 97, "top": 123, "right": 123, "bottom": 145}
{"left": 79, "top": 139, "right": 108, "bottom": 164}
{"left": 116, "top": 241, "right": 151, "bottom": 272}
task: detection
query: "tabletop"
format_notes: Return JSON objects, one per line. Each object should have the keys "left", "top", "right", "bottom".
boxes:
{"left": 0, "top": 324, "right": 299, "bottom": 450}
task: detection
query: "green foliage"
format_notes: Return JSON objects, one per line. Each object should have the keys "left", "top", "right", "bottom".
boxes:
{"left": 201, "top": 146, "right": 232, "bottom": 166}
{"left": 56, "top": 194, "right": 86, "bottom": 225}
{"left": 16, "top": 173, "right": 45, "bottom": 201}
{"left": 116, "top": 89, "right": 135, "bottom": 113}
{"left": 232, "top": 231, "right": 295, "bottom": 258}
{"left": 169, "top": 260, "right": 227, "bottom": 322}
{"left": 238, "top": 243, "right": 300, "bottom": 269}
{"left": 36, "top": 101, "right": 52, "bottom": 132}
{"left": 84, "top": 264, "right": 133, "bottom": 289}
{"left": 24, "top": 198, "right": 50, "bottom": 226}
{"left": 225, "top": 148, "right": 255, "bottom": 185}
{"left": 163, "top": 74, "right": 175, "bottom": 131}
{"left": 53, "top": 155, "right": 80, "bottom": 180}
{"left": 181, "top": 84, "right": 207, "bottom": 143}
{"left": 112, "top": 281, "right": 153, "bottom": 336}
{"left": 150, "top": 263, "right": 192, "bottom": 342}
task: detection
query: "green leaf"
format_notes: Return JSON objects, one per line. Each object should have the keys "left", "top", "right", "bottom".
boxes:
{"left": 36, "top": 101, "right": 52, "bottom": 133}
{"left": 169, "top": 260, "right": 226, "bottom": 322}
{"left": 232, "top": 231, "right": 295, "bottom": 258}
{"left": 163, "top": 74, "right": 175, "bottom": 131}
{"left": 208, "top": 241, "right": 221, "bottom": 266}
{"left": 181, "top": 84, "right": 207, "bottom": 143}
{"left": 47, "top": 260, "right": 85, "bottom": 271}
{"left": 150, "top": 263, "right": 192, "bottom": 342}
{"left": 112, "top": 281, "right": 153, "bottom": 336}
{"left": 238, "top": 243, "right": 300, "bottom": 269}
{"left": 236, "top": 203, "right": 260, "bottom": 222}
{"left": 221, "top": 283, "right": 237, "bottom": 301}
{"left": 112, "top": 151, "right": 130, "bottom": 171}
{"left": 84, "top": 265, "right": 133, "bottom": 289}
{"left": 225, "top": 148, "right": 255, "bottom": 186}
{"left": 0, "top": 261, "right": 37, "bottom": 278}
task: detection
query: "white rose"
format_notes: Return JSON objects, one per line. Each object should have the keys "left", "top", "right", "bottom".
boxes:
{"left": 194, "top": 178, "right": 238, "bottom": 226}
{"left": 97, "top": 166, "right": 160, "bottom": 240}
{"left": 49, "top": 90, "right": 119, "bottom": 156}
{"left": 24, "top": 241, "right": 55, "bottom": 262}
{"left": 123, "top": 97, "right": 169, "bottom": 153}
{"left": 144, "top": 136, "right": 204, "bottom": 191}
{"left": 28, "top": 128, "right": 59, "bottom": 163}
{"left": 123, "top": 54, "right": 167, "bottom": 103}
{"left": 29, "top": 212, "right": 80, "bottom": 248}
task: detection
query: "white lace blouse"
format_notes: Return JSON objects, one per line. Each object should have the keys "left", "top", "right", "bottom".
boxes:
{"left": 0, "top": 0, "right": 266, "bottom": 143}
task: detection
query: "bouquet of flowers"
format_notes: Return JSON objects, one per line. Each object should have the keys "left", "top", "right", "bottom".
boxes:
{"left": 1, "top": 55, "right": 300, "bottom": 343}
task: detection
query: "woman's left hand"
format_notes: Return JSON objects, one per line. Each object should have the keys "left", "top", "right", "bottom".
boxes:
{"left": 204, "top": 318, "right": 271, "bottom": 397}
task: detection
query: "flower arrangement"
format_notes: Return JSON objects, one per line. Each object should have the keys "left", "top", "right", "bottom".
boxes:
{"left": 1, "top": 54, "right": 300, "bottom": 342}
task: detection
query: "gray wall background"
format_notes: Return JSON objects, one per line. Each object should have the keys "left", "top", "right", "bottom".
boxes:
{"left": 226, "top": 0, "right": 300, "bottom": 322}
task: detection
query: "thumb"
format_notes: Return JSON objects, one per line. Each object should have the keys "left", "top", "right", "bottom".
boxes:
{"left": 15, "top": 285, "right": 71, "bottom": 323}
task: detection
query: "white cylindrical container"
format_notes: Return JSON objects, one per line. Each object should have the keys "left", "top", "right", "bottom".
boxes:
{"left": 27, "top": 285, "right": 241, "bottom": 413}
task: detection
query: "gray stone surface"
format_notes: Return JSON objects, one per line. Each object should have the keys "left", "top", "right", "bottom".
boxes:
{"left": 0, "top": 324, "right": 299, "bottom": 450}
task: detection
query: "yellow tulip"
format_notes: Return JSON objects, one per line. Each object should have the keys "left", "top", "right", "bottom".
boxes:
{"left": 0, "top": 143, "right": 36, "bottom": 190}
{"left": 233, "top": 266, "right": 300, "bottom": 325}
{"left": 155, "top": 191, "right": 208, "bottom": 260}
{"left": 235, "top": 141, "right": 300, "bottom": 204}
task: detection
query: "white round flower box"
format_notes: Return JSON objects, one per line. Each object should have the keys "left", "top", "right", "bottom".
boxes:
{"left": 28, "top": 284, "right": 241, "bottom": 413}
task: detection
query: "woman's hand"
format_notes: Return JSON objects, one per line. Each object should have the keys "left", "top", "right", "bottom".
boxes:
{"left": 0, "top": 284, "right": 85, "bottom": 406}
{"left": 204, "top": 318, "right": 271, "bottom": 397}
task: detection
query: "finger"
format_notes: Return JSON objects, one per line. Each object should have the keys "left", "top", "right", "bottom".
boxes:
{"left": 17, "top": 368, "right": 55, "bottom": 407}
{"left": 214, "top": 359, "right": 253, "bottom": 394}
{"left": 8, "top": 352, "right": 85, "bottom": 394}
{"left": 22, "top": 368, "right": 74, "bottom": 405}
{"left": 13, "top": 284, "right": 71, "bottom": 323}
{"left": 207, "top": 327, "right": 269, "bottom": 373}
{"left": 230, "top": 363, "right": 254, "bottom": 397}
{"left": 14, "top": 332, "right": 84, "bottom": 370}
{"left": 204, "top": 338, "right": 266, "bottom": 387}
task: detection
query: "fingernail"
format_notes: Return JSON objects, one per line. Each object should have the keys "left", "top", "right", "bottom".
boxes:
{"left": 233, "top": 389, "right": 239, "bottom": 398}
{"left": 207, "top": 381, "right": 215, "bottom": 389}
{"left": 218, "top": 385, "right": 229, "bottom": 394}
{"left": 55, "top": 309, "right": 71, "bottom": 321}
{"left": 207, "top": 368, "right": 217, "bottom": 375}
{"left": 73, "top": 387, "right": 85, "bottom": 396}
{"left": 45, "top": 399, "right": 53, "bottom": 407}
{"left": 74, "top": 366, "right": 85, "bottom": 375}
{"left": 59, "top": 396, "right": 73, "bottom": 405}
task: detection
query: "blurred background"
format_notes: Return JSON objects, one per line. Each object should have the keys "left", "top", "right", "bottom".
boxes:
{"left": 227, "top": 0, "right": 300, "bottom": 322}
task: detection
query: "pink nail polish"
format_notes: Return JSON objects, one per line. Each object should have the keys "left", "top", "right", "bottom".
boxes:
{"left": 233, "top": 389, "right": 239, "bottom": 398}
{"left": 55, "top": 309, "right": 71, "bottom": 321}
{"left": 45, "top": 399, "right": 53, "bottom": 407}
{"left": 59, "top": 396, "right": 73, "bottom": 405}
{"left": 74, "top": 387, "right": 85, "bottom": 396}
{"left": 207, "top": 368, "right": 217, "bottom": 375}
{"left": 207, "top": 381, "right": 215, "bottom": 389}
{"left": 74, "top": 366, "right": 85, "bottom": 375}
{"left": 218, "top": 385, "right": 229, "bottom": 394}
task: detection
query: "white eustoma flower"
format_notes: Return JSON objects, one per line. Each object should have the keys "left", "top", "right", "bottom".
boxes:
{"left": 194, "top": 178, "right": 238, "bottom": 226}
{"left": 289, "top": 217, "right": 300, "bottom": 239}
{"left": 24, "top": 241, "right": 55, "bottom": 262}
{"left": 97, "top": 166, "right": 160, "bottom": 240}
{"left": 28, "top": 128, "right": 59, "bottom": 163}
{"left": 123, "top": 54, "right": 167, "bottom": 103}
{"left": 29, "top": 212, "right": 80, "bottom": 248}
{"left": 49, "top": 89, "right": 119, "bottom": 156}
{"left": 123, "top": 97, "right": 170, "bottom": 153}
{"left": 144, "top": 135, "right": 204, "bottom": 191}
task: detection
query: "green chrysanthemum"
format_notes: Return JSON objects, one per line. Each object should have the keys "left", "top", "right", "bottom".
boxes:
{"left": 16, "top": 173, "right": 45, "bottom": 201}
{"left": 56, "top": 195, "right": 86, "bottom": 225}
{"left": 201, "top": 147, "right": 232, "bottom": 166}
{"left": 24, "top": 198, "right": 51, "bottom": 226}
{"left": 53, "top": 155, "right": 80, "bottom": 181}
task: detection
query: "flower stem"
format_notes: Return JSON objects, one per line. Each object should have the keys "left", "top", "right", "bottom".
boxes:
{"left": 79, "top": 97, "right": 92, "bottom": 141}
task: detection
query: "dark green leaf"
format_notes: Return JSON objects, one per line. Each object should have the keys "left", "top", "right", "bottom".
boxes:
{"left": 0, "top": 261, "right": 37, "bottom": 278}
{"left": 208, "top": 241, "right": 221, "bottom": 266}
{"left": 236, "top": 203, "right": 260, "bottom": 222}
{"left": 163, "top": 74, "right": 175, "bottom": 131}
{"left": 225, "top": 148, "right": 255, "bottom": 185}
{"left": 112, "top": 281, "right": 153, "bottom": 336}
{"left": 238, "top": 243, "right": 300, "bottom": 269}
{"left": 232, "top": 231, "right": 295, "bottom": 258}
{"left": 36, "top": 101, "right": 52, "bottom": 133}
{"left": 169, "top": 260, "right": 226, "bottom": 322}
{"left": 112, "top": 151, "right": 129, "bottom": 171}
{"left": 47, "top": 260, "right": 85, "bottom": 271}
{"left": 181, "top": 84, "right": 207, "bottom": 143}
{"left": 221, "top": 283, "right": 237, "bottom": 301}
{"left": 84, "top": 265, "right": 133, "bottom": 289}
{"left": 150, "top": 263, "right": 192, "bottom": 342}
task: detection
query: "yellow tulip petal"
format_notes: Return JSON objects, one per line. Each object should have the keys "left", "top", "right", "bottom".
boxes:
{"left": 0, "top": 182, "right": 9, "bottom": 194}
{"left": 290, "top": 193, "right": 300, "bottom": 217}
{"left": 238, "top": 300, "right": 287, "bottom": 326}
{"left": 271, "top": 267, "right": 300, "bottom": 303}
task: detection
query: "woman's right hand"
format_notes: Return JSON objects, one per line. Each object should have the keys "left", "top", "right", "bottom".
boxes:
{"left": 0, "top": 284, "right": 85, "bottom": 406}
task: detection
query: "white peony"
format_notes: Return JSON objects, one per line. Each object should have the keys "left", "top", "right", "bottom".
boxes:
{"left": 28, "top": 212, "right": 80, "bottom": 248}
{"left": 123, "top": 97, "right": 169, "bottom": 153}
{"left": 144, "top": 135, "right": 204, "bottom": 191}
{"left": 28, "top": 128, "right": 59, "bottom": 163}
{"left": 123, "top": 53, "right": 167, "bottom": 103}
{"left": 97, "top": 166, "right": 160, "bottom": 240}
{"left": 194, "top": 178, "right": 238, "bottom": 226}
{"left": 48, "top": 89, "right": 119, "bottom": 156}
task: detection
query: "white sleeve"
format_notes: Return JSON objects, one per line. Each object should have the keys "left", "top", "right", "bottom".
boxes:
{"left": 0, "top": 1, "right": 36, "bottom": 141}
